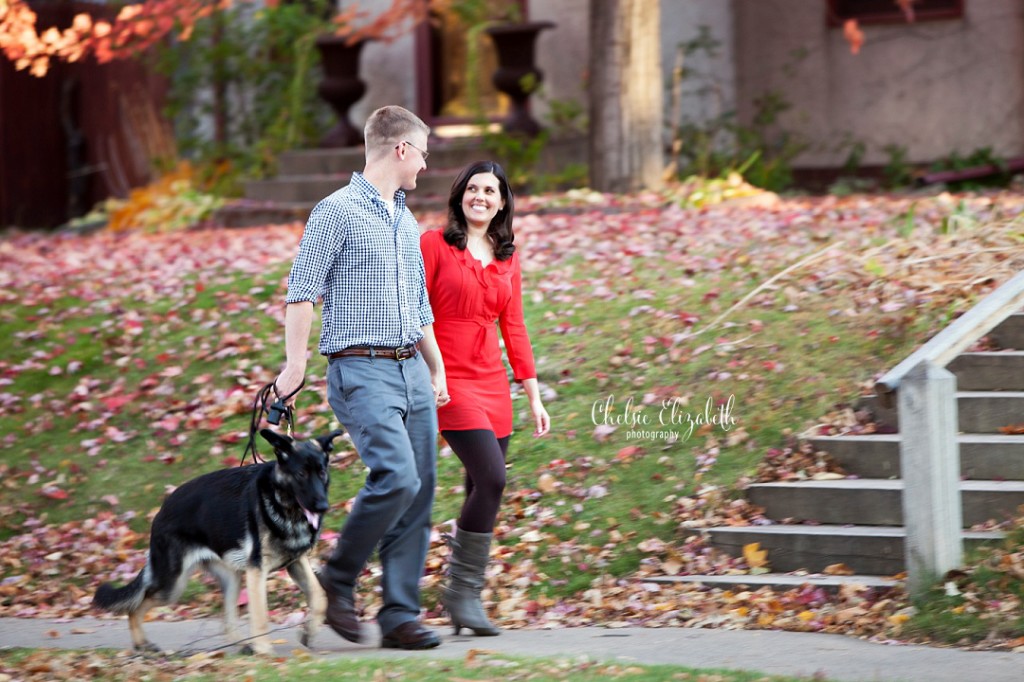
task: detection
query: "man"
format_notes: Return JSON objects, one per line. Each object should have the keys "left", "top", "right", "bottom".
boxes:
{"left": 275, "top": 105, "right": 449, "bottom": 650}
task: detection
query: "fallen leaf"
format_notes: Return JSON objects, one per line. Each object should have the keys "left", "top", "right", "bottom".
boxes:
{"left": 743, "top": 542, "right": 768, "bottom": 570}
{"left": 824, "top": 563, "right": 855, "bottom": 576}
{"left": 537, "top": 473, "right": 557, "bottom": 493}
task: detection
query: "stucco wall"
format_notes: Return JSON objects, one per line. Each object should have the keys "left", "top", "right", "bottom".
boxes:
{"left": 734, "top": 0, "right": 1024, "bottom": 167}
{"left": 660, "top": 0, "right": 736, "bottom": 132}
{"left": 531, "top": 0, "right": 735, "bottom": 131}
{"left": 343, "top": 0, "right": 418, "bottom": 125}
{"left": 529, "top": 0, "right": 590, "bottom": 125}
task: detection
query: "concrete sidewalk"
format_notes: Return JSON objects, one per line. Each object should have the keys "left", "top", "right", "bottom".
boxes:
{"left": 0, "top": 616, "right": 1020, "bottom": 682}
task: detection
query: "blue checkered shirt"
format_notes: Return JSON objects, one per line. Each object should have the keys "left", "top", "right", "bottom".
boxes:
{"left": 286, "top": 173, "right": 434, "bottom": 355}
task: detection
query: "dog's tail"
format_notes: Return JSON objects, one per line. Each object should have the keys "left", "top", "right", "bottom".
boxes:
{"left": 93, "top": 565, "right": 150, "bottom": 614}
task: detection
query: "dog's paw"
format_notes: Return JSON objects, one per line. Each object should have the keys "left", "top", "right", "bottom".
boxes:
{"left": 133, "top": 641, "right": 163, "bottom": 656}
{"left": 241, "top": 640, "right": 274, "bottom": 656}
{"left": 300, "top": 630, "right": 312, "bottom": 648}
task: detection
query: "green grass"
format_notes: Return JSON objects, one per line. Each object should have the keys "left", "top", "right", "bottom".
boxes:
{"left": 2, "top": 197, "right": 1021, "bottom": 644}
{"left": 255, "top": 655, "right": 837, "bottom": 682}
{"left": 489, "top": 255, "right": 936, "bottom": 594}
{"left": 0, "top": 216, "right": 962, "bottom": 553}
{"left": 0, "top": 648, "right": 839, "bottom": 681}
{"left": 0, "top": 268, "right": 291, "bottom": 533}
{"left": 903, "top": 526, "right": 1024, "bottom": 645}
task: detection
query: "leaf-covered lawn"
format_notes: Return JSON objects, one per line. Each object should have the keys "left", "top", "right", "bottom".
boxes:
{"left": 1, "top": 190, "right": 1023, "bottom": 648}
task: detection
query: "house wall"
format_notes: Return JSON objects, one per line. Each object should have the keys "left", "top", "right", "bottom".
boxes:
{"left": 348, "top": 0, "right": 418, "bottom": 126}
{"left": 658, "top": 0, "right": 736, "bottom": 134}
{"left": 734, "top": 0, "right": 1024, "bottom": 167}
{"left": 516, "top": 0, "right": 736, "bottom": 131}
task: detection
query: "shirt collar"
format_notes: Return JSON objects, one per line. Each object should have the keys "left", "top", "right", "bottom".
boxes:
{"left": 351, "top": 172, "right": 407, "bottom": 213}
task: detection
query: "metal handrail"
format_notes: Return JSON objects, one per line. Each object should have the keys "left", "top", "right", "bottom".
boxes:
{"left": 874, "top": 269, "right": 1024, "bottom": 408}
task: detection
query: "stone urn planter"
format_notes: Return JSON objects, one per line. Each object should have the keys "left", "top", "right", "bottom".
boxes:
{"left": 315, "top": 35, "right": 370, "bottom": 147}
{"left": 484, "top": 21, "right": 555, "bottom": 137}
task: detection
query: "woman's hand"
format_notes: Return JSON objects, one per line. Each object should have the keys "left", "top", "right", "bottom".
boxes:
{"left": 531, "top": 398, "right": 550, "bottom": 437}
{"left": 521, "top": 378, "right": 549, "bottom": 436}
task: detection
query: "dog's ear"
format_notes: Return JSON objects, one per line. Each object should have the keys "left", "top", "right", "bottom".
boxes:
{"left": 260, "top": 428, "right": 294, "bottom": 458}
{"left": 315, "top": 429, "right": 345, "bottom": 455}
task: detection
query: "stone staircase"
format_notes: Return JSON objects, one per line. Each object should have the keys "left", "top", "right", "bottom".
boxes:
{"left": 215, "top": 135, "right": 588, "bottom": 227}
{"left": 655, "top": 313, "right": 1024, "bottom": 590}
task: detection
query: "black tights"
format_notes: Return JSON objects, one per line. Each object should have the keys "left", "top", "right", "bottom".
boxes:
{"left": 442, "top": 429, "right": 510, "bottom": 534}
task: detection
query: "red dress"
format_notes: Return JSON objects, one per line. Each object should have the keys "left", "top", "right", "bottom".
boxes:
{"left": 420, "top": 229, "right": 536, "bottom": 438}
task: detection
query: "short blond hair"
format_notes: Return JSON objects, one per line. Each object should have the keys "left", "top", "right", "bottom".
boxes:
{"left": 364, "top": 106, "right": 430, "bottom": 158}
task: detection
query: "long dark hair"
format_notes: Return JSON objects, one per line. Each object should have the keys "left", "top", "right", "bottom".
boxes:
{"left": 444, "top": 161, "right": 516, "bottom": 261}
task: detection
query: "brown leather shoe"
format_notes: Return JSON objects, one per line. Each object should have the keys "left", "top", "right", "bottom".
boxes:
{"left": 381, "top": 621, "right": 441, "bottom": 650}
{"left": 316, "top": 572, "right": 362, "bottom": 643}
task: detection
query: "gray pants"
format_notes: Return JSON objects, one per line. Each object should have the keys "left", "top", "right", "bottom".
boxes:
{"left": 323, "top": 353, "right": 437, "bottom": 634}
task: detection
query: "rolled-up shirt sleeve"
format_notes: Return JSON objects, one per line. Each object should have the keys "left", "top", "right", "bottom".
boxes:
{"left": 286, "top": 201, "right": 345, "bottom": 305}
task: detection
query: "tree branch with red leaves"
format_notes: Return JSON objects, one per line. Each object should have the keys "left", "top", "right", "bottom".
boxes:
{"left": 0, "top": 0, "right": 437, "bottom": 77}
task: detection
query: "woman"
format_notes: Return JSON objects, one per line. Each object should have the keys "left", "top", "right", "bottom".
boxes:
{"left": 421, "top": 160, "right": 550, "bottom": 636}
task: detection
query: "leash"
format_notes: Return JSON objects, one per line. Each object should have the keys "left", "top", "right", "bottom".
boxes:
{"left": 170, "top": 620, "right": 306, "bottom": 657}
{"left": 240, "top": 379, "right": 304, "bottom": 465}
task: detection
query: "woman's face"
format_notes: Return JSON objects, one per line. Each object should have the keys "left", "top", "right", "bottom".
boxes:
{"left": 461, "top": 172, "right": 505, "bottom": 229}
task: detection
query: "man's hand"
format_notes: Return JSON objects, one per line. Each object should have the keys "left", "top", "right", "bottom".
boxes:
{"left": 275, "top": 364, "right": 306, "bottom": 406}
{"left": 418, "top": 325, "right": 449, "bottom": 407}
{"left": 433, "top": 373, "right": 450, "bottom": 407}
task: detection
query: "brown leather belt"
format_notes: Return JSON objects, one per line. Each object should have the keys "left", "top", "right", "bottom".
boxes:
{"left": 329, "top": 343, "right": 419, "bottom": 361}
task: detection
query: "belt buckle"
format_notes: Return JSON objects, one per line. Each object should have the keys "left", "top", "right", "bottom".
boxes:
{"left": 395, "top": 346, "right": 404, "bottom": 361}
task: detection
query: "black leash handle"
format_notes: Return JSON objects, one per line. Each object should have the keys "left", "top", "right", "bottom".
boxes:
{"left": 241, "top": 379, "right": 305, "bottom": 466}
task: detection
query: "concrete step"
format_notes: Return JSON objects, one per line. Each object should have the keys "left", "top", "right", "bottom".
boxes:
{"left": 854, "top": 391, "right": 1024, "bottom": 434}
{"left": 989, "top": 312, "right": 1024, "bottom": 349}
{"left": 746, "top": 478, "right": 1024, "bottom": 527}
{"left": 704, "top": 525, "right": 1004, "bottom": 575}
{"left": 642, "top": 572, "right": 901, "bottom": 592}
{"left": 853, "top": 394, "right": 900, "bottom": 431}
{"left": 214, "top": 200, "right": 314, "bottom": 227}
{"left": 213, "top": 194, "right": 449, "bottom": 228}
{"left": 278, "top": 143, "right": 485, "bottom": 176}
{"left": 707, "top": 314, "right": 1024, "bottom": 582}
{"left": 278, "top": 147, "right": 363, "bottom": 176}
{"left": 275, "top": 135, "right": 588, "bottom": 177}
{"left": 957, "top": 391, "right": 1024, "bottom": 433}
{"left": 948, "top": 351, "right": 1024, "bottom": 390}
{"left": 245, "top": 174, "right": 350, "bottom": 203}
{"left": 808, "top": 433, "right": 1024, "bottom": 480}
{"left": 244, "top": 172, "right": 456, "bottom": 204}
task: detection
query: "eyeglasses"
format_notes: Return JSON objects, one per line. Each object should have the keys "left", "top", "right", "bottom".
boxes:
{"left": 397, "top": 140, "right": 429, "bottom": 161}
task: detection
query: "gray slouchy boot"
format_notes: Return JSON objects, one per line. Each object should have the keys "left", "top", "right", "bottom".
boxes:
{"left": 442, "top": 527, "right": 500, "bottom": 636}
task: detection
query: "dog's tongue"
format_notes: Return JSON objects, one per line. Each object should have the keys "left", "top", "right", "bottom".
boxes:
{"left": 301, "top": 506, "right": 320, "bottom": 529}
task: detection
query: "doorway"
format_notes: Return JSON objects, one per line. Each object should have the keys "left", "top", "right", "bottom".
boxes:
{"left": 415, "top": 0, "right": 526, "bottom": 126}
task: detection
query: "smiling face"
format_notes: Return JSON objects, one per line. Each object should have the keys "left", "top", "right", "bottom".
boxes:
{"left": 461, "top": 172, "right": 505, "bottom": 230}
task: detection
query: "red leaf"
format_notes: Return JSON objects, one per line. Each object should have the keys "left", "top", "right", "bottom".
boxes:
{"left": 101, "top": 395, "right": 133, "bottom": 411}
{"left": 616, "top": 445, "right": 642, "bottom": 461}
{"left": 39, "top": 486, "right": 68, "bottom": 500}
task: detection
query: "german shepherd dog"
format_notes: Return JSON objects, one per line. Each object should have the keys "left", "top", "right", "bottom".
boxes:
{"left": 93, "top": 429, "right": 343, "bottom": 654}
